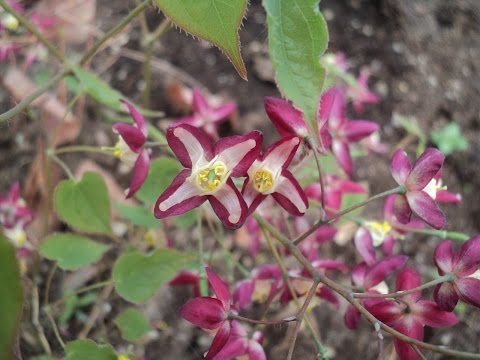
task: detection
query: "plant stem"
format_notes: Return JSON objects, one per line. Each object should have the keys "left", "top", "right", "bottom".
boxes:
{"left": 393, "top": 223, "right": 470, "bottom": 242}
{"left": 230, "top": 314, "right": 296, "bottom": 326}
{"left": 0, "top": 0, "right": 64, "bottom": 62}
{"left": 44, "top": 264, "right": 58, "bottom": 306}
{"left": 53, "top": 145, "right": 113, "bottom": 155}
{"left": 0, "top": 69, "right": 70, "bottom": 124}
{"left": 353, "top": 274, "right": 454, "bottom": 299}
{"left": 197, "top": 213, "right": 208, "bottom": 296}
{"left": 293, "top": 186, "right": 404, "bottom": 245}
{"left": 80, "top": 0, "right": 151, "bottom": 65}
{"left": 44, "top": 307, "right": 66, "bottom": 349}
{"left": 306, "top": 137, "right": 326, "bottom": 212}
{"left": 51, "top": 280, "right": 113, "bottom": 307}
{"left": 49, "top": 154, "right": 75, "bottom": 180}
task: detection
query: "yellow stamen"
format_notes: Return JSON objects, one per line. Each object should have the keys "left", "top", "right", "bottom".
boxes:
{"left": 253, "top": 169, "right": 274, "bottom": 193}
{"left": 365, "top": 221, "right": 392, "bottom": 246}
{"left": 196, "top": 162, "right": 226, "bottom": 191}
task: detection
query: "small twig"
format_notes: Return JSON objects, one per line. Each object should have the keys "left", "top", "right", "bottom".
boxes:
{"left": 44, "top": 264, "right": 58, "bottom": 306}
{"left": 49, "top": 154, "right": 75, "bottom": 180}
{"left": 51, "top": 280, "right": 114, "bottom": 307}
{"left": 374, "top": 322, "right": 384, "bottom": 360}
{"left": 230, "top": 314, "right": 296, "bottom": 326}
{"left": 44, "top": 307, "right": 65, "bottom": 349}
{"left": 32, "top": 285, "right": 52, "bottom": 355}
{"left": 78, "top": 281, "right": 114, "bottom": 338}
{"left": 412, "top": 344, "right": 428, "bottom": 360}
{"left": 306, "top": 137, "right": 326, "bottom": 212}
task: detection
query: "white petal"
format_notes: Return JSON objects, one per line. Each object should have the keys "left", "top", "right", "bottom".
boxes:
{"left": 158, "top": 179, "right": 200, "bottom": 212}
{"left": 217, "top": 139, "right": 257, "bottom": 171}
{"left": 274, "top": 174, "right": 307, "bottom": 214}
{"left": 211, "top": 184, "right": 244, "bottom": 224}
{"left": 263, "top": 137, "right": 300, "bottom": 175}
{"left": 173, "top": 127, "right": 208, "bottom": 169}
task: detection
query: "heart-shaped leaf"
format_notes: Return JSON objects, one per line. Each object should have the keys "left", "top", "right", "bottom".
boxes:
{"left": 54, "top": 172, "right": 112, "bottom": 236}
{"left": 114, "top": 308, "right": 152, "bottom": 342}
{"left": 0, "top": 235, "right": 23, "bottom": 359}
{"left": 64, "top": 340, "right": 116, "bottom": 360}
{"left": 39, "top": 233, "right": 110, "bottom": 270}
{"left": 264, "top": 0, "right": 329, "bottom": 142}
{"left": 113, "top": 248, "right": 194, "bottom": 303}
{"left": 154, "top": 0, "right": 248, "bottom": 79}
{"left": 115, "top": 203, "right": 161, "bottom": 229}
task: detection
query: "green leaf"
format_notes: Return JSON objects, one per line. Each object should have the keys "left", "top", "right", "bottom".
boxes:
{"left": 72, "top": 66, "right": 124, "bottom": 111}
{"left": 54, "top": 172, "right": 112, "bottom": 236}
{"left": 155, "top": 0, "right": 248, "bottom": 79}
{"left": 64, "top": 340, "right": 116, "bottom": 360}
{"left": 39, "top": 233, "right": 110, "bottom": 270}
{"left": 136, "top": 157, "right": 182, "bottom": 205}
{"left": 114, "top": 308, "right": 152, "bottom": 342}
{"left": 340, "top": 191, "right": 368, "bottom": 219}
{"left": 0, "top": 235, "right": 23, "bottom": 359}
{"left": 264, "top": 0, "right": 329, "bottom": 141}
{"left": 431, "top": 123, "right": 469, "bottom": 156}
{"left": 115, "top": 203, "right": 161, "bottom": 229}
{"left": 113, "top": 248, "right": 194, "bottom": 303}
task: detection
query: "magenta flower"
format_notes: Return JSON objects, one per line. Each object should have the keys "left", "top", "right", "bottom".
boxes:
{"left": 180, "top": 268, "right": 234, "bottom": 360}
{"left": 390, "top": 148, "right": 446, "bottom": 229}
{"left": 318, "top": 87, "right": 379, "bottom": 176}
{"left": 0, "top": 182, "right": 32, "bottom": 229}
{"left": 176, "top": 89, "right": 237, "bottom": 139}
{"left": 170, "top": 270, "right": 201, "bottom": 298}
{"left": 264, "top": 97, "right": 309, "bottom": 139}
{"left": 212, "top": 321, "right": 266, "bottom": 360}
{"left": 344, "top": 256, "right": 407, "bottom": 329}
{"left": 242, "top": 136, "right": 308, "bottom": 216}
{"left": 431, "top": 171, "right": 462, "bottom": 205}
{"left": 112, "top": 101, "right": 150, "bottom": 198}
{"left": 346, "top": 70, "right": 380, "bottom": 114}
{"left": 369, "top": 268, "right": 458, "bottom": 360}
{"left": 155, "top": 124, "right": 261, "bottom": 229}
{"left": 433, "top": 236, "right": 480, "bottom": 311}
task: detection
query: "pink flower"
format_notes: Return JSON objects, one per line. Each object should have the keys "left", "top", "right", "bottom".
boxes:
{"left": 264, "top": 97, "right": 309, "bottom": 139}
{"left": 369, "top": 268, "right": 458, "bottom": 360}
{"left": 344, "top": 256, "right": 407, "bottom": 329}
{"left": 390, "top": 148, "right": 446, "bottom": 229}
{"left": 170, "top": 270, "right": 201, "bottom": 298}
{"left": 112, "top": 101, "right": 151, "bottom": 198}
{"left": 176, "top": 89, "right": 237, "bottom": 139}
{"left": 433, "top": 236, "right": 480, "bottom": 311}
{"left": 318, "top": 87, "right": 379, "bottom": 176}
{"left": 180, "top": 268, "right": 234, "bottom": 360}
{"left": 242, "top": 136, "right": 308, "bottom": 216}
{"left": 212, "top": 321, "right": 266, "bottom": 360}
{"left": 431, "top": 171, "right": 462, "bottom": 205}
{"left": 0, "top": 182, "right": 32, "bottom": 229}
{"left": 155, "top": 124, "right": 262, "bottom": 229}
{"left": 346, "top": 70, "right": 380, "bottom": 114}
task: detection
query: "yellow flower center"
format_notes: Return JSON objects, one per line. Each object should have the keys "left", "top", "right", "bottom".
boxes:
{"left": 253, "top": 169, "right": 274, "bottom": 193}
{"left": 365, "top": 221, "right": 392, "bottom": 247}
{"left": 196, "top": 162, "right": 227, "bottom": 191}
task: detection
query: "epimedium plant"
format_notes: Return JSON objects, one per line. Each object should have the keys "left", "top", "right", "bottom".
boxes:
{"left": 0, "top": 1, "right": 479, "bottom": 360}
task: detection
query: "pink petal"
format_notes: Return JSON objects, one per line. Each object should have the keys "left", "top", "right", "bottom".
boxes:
{"left": 264, "top": 97, "right": 308, "bottom": 138}
{"left": 121, "top": 100, "right": 147, "bottom": 137}
{"left": 396, "top": 268, "right": 422, "bottom": 302}
{"left": 406, "top": 148, "right": 445, "bottom": 191}
{"left": 393, "top": 320, "right": 424, "bottom": 360}
{"left": 180, "top": 297, "right": 227, "bottom": 330}
{"left": 167, "top": 124, "right": 214, "bottom": 168}
{"left": 126, "top": 149, "right": 150, "bottom": 198}
{"left": 272, "top": 170, "right": 308, "bottom": 216}
{"left": 155, "top": 169, "right": 206, "bottom": 218}
{"left": 319, "top": 125, "right": 332, "bottom": 152}
{"left": 176, "top": 114, "right": 203, "bottom": 127}
{"left": 354, "top": 227, "right": 376, "bottom": 266}
{"left": 317, "top": 287, "right": 339, "bottom": 308}
{"left": 368, "top": 301, "right": 402, "bottom": 325}
{"left": 390, "top": 150, "right": 412, "bottom": 186}
{"left": 344, "top": 305, "right": 361, "bottom": 330}
{"left": 210, "top": 102, "right": 237, "bottom": 123}
{"left": 332, "top": 140, "right": 353, "bottom": 177}
{"left": 342, "top": 120, "right": 379, "bottom": 143}
{"left": 365, "top": 255, "right": 408, "bottom": 289}
{"left": 434, "top": 282, "right": 459, "bottom": 312}
{"left": 8, "top": 182, "right": 20, "bottom": 202}
{"left": 112, "top": 123, "right": 146, "bottom": 152}
{"left": 351, "top": 264, "right": 368, "bottom": 287}
{"left": 322, "top": 88, "right": 345, "bottom": 130}
{"left": 415, "top": 300, "right": 459, "bottom": 328}
{"left": 233, "top": 280, "right": 254, "bottom": 310}
{"left": 393, "top": 195, "right": 412, "bottom": 224}
{"left": 209, "top": 179, "right": 248, "bottom": 229}
{"left": 241, "top": 178, "right": 267, "bottom": 214}
{"left": 317, "top": 87, "right": 336, "bottom": 128}
{"left": 455, "top": 236, "right": 480, "bottom": 276}
{"left": 406, "top": 191, "right": 446, "bottom": 229}
{"left": 261, "top": 136, "right": 301, "bottom": 174}
{"left": 433, "top": 241, "right": 454, "bottom": 275}
{"left": 436, "top": 190, "right": 462, "bottom": 204}
{"left": 206, "top": 267, "right": 231, "bottom": 310}
{"left": 191, "top": 88, "right": 209, "bottom": 114}
{"left": 211, "top": 338, "right": 247, "bottom": 360}
{"left": 170, "top": 271, "right": 201, "bottom": 297}
{"left": 456, "top": 278, "right": 480, "bottom": 309}
{"left": 382, "top": 235, "right": 395, "bottom": 256}
{"left": 312, "top": 259, "right": 349, "bottom": 273}
{"left": 315, "top": 226, "right": 337, "bottom": 244}
{"left": 247, "top": 340, "right": 267, "bottom": 360}
{"left": 205, "top": 321, "right": 232, "bottom": 360}
{"left": 215, "top": 131, "right": 263, "bottom": 177}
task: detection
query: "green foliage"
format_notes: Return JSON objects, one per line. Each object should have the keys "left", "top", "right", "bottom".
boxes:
{"left": 54, "top": 172, "right": 113, "bottom": 236}
{"left": 72, "top": 66, "right": 124, "bottom": 110}
{"left": 115, "top": 203, "right": 161, "bottom": 229}
{"left": 264, "top": 0, "right": 329, "bottom": 141}
{"left": 0, "top": 235, "right": 23, "bottom": 360}
{"left": 64, "top": 340, "right": 116, "bottom": 360}
{"left": 340, "top": 191, "right": 368, "bottom": 219}
{"left": 431, "top": 123, "right": 469, "bottom": 155}
{"left": 113, "top": 248, "right": 195, "bottom": 303}
{"left": 114, "top": 308, "right": 152, "bottom": 342}
{"left": 39, "top": 233, "right": 110, "bottom": 270}
{"left": 154, "top": 0, "right": 248, "bottom": 79}
{"left": 392, "top": 113, "right": 426, "bottom": 156}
